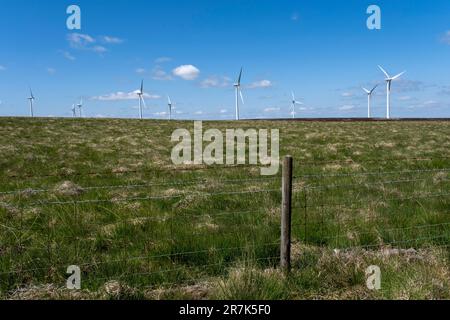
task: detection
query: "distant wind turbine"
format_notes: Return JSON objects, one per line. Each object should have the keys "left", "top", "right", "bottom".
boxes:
{"left": 291, "top": 91, "right": 303, "bottom": 119}
{"left": 361, "top": 84, "right": 378, "bottom": 118}
{"left": 234, "top": 68, "right": 244, "bottom": 120}
{"left": 71, "top": 104, "right": 76, "bottom": 117}
{"left": 137, "top": 80, "right": 146, "bottom": 119}
{"left": 77, "top": 97, "right": 83, "bottom": 117}
{"left": 28, "top": 88, "right": 35, "bottom": 117}
{"left": 167, "top": 96, "right": 173, "bottom": 120}
{"left": 378, "top": 66, "right": 405, "bottom": 119}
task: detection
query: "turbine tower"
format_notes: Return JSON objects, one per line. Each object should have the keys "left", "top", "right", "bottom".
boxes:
{"left": 378, "top": 66, "right": 405, "bottom": 119}
{"left": 362, "top": 84, "right": 378, "bottom": 118}
{"left": 137, "top": 80, "right": 146, "bottom": 119}
{"left": 77, "top": 97, "right": 83, "bottom": 118}
{"left": 71, "top": 104, "right": 76, "bottom": 117}
{"left": 234, "top": 68, "right": 244, "bottom": 120}
{"left": 291, "top": 91, "right": 303, "bottom": 119}
{"left": 28, "top": 88, "right": 35, "bottom": 117}
{"left": 167, "top": 96, "right": 173, "bottom": 120}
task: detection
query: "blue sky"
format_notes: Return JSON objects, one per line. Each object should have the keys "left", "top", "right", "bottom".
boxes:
{"left": 0, "top": 0, "right": 449, "bottom": 119}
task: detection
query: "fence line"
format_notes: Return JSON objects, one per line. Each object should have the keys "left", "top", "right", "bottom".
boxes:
{"left": 0, "top": 176, "right": 280, "bottom": 196}
{"left": 294, "top": 167, "right": 450, "bottom": 180}
{"left": 0, "top": 241, "right": 280, "bottom": 276}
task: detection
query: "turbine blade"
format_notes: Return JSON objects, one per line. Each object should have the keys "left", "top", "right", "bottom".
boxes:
{"left": 378, "top": 65, "right": 390, "bottom": 78}
{"left": 168, "top": 96, "right": 172, "bottom": 105}
{"left": 239, "top": 89, "right": 244, "bottom": 105}
{"left": 370, "top": 84, "right": 379, "bottom": 93}
{"left": 362, "top": 87, "right": 370, "bottom": 94}
{"left": 391, "top": 71, "right": 405, "bottom": 80}
{"left": 291, "top": 91, "right": 295, "bottom": 101}
{"left": 237, "top": 67, "right": 243, "bottom": 85}
{"left": 140, "top": 80, "right": 144, "bottom": 93}
{"left": 295, "top": 101, "right": 303, "bottom": 105}
{"left": 141, "top": 96, "right": 147, "bottom": 110}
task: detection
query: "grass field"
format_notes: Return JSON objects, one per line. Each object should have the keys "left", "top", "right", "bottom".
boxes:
{"left": 0, "top": 117, "right": 449, "bottom": 300}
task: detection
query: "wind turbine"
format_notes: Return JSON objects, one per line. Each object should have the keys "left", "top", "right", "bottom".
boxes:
{"left": 362, "top": 84, "right": 378, "bottom": 118}
{"left": 378, "top": 66, "right": 405, "bottom": 119}
{"left": 167, "top": 96, "right": 173, "bottom": 120}
{"left": 137, "top": 80, "right": 146, "bottom": 119}
{"left": 291, "top": 91, "right": 303, "bottom": 119}
{"left": 71, "top": 104, "right": 76, "bottom": 117}
{"left": 28, "top": 88, "right": 35, "bottom": 117}
{"left": 234, "top": 68, "right": 244, "bottom": 120}
{"left": 77, "top": 97, "right": 83, "bottom": 117}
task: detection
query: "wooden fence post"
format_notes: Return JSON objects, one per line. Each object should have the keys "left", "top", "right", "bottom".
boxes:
{"left": 281, "top": 155, "right": 293, "bottom": 273}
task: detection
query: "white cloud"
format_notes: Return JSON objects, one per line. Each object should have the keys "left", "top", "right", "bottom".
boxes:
{"left": 172, "top": 65, "right": 200, "bottom": 80}
{"left": 339, "top": 105, "right": 355, "bottom": 111}
{"left": 155, "top": 57, "right": 172, "bottom": 63}
{"left": 154, "top": 111, "right": 168, "bottom": 116}
{"left": 200, "top": 76, "right": 231, "bottom": 88}
{"left": 264, "top": 107, "right": 280, "bottom": 113}
{"left": 341, "top": 92, "right": 353, "bottom": 97}
{"left": 101, "top": 36, "right": 124, "bottom": 44}
{"left": 248, "top": 80, "right": 273, "bottom": 89}
{"left": 220, "top": 109, "right": 228, "bottom": 114}
{"left": 92, "top": 91, "right": 161, "bottom": 101}
{"left": 194, "top": 110, "right": 203, "bottom": 115}
{"left": 398, "top": 96, "right": 411, "bottom": 101}
{"left": 135, "top": 68, "right": 146, "bottom": 74}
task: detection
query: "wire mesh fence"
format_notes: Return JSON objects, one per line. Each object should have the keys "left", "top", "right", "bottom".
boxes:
{"left": 0, "top": 155, "right": 449, "bottom": 296}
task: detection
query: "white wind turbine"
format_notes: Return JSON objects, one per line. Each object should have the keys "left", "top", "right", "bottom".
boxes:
{"left": 291, "top": 91, "right": 303, "bottom": 119}
{"left": 378, "top": 66, "right": 405, "bottom": 119}
{"left": 167, "top": 96, "right": 173, "bottom": 120}
{"left": 71, "top": 104, "right": 76, "bottom": 117}
{"left": 77, "top": 97, "right": 83, "bottom": 117}
{"left": 28, "top": 88, "right": 35, "bottom": 117}
{"left": 234, "top": 68, "right": 244, "bottom": 120}
{"left": 362, "top": 84, "right": 378, "bottom": 118}
{"left": 137, "top": 80, "right": 146, "bottom": 119}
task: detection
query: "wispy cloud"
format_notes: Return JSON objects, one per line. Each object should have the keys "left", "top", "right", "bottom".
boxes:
{"left": 155, "top": 57, "right": 172, "bottom": 63}
{"left": 100, "top": 36, "right": 124, "bottom": 44}
{"left": 135, "top": 68, "right": 146, "bottom": 74}
{"left": 339, "top": 105, "right": 355, "bottom": 111}
{"left": 0, "top": 65, "right": 5, "bottom": 71}
{"left": 67, "top": 33, "right": 95, "bottom": 49}
{"left": 264, "top": 107, "right": 280, "bottom": 113}
{"left": 60, "top": 50, "right": 76, "bottom": 61}
{"left": 152, "top": 66, "right": 173, "bottom": 80}
{"left": 200, "top": 76, "right": 231, "bottom": 88}
{"left": 172, "top": 65, "right": 200, "bottom": 80}
{"left": 92, "top": 91, "right": 161, "bottom": 101}
{"left": 46, "top": 67, "right": 56, "bottom": 75}
{"left": 248, "top": 80, "right": 273, "bottom": 89}
{"left": 341, "top": 92, "right": 353, "bottom": 97}
{"left": 66, "top": 33, "right": 123, "bottom": 54}
{"left": 440, "top": 31, "right": 450, "bottom": 44}
{"left": 291, "top": 12, "right": 299, "bottom": 21}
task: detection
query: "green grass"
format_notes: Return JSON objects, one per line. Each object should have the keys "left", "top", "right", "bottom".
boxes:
{"left": 0, "top": 117, "right": 449, "bottom": 299}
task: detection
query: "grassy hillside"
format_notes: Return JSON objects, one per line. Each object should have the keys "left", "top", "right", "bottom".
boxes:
{"left": 0, "top": 117, "right": 449, "bottom": 299}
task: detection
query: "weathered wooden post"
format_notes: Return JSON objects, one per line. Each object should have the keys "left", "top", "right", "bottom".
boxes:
{"left": 281, "top": 155, "right": 293, "bottom": 273}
